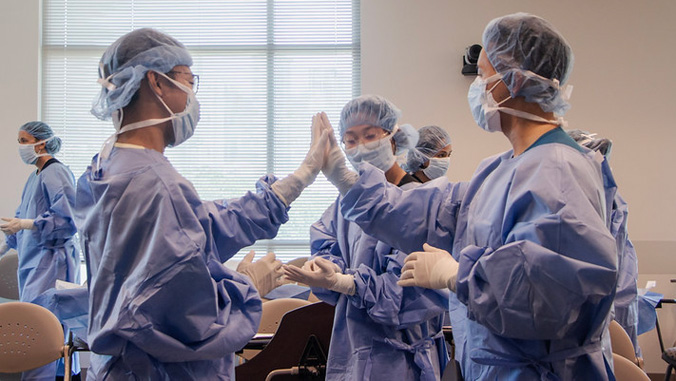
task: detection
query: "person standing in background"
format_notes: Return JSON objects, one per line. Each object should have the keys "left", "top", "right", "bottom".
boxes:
{"left": 0, "top": 121, "right": 81, "bottom": 380}
{"left": 404, "top": 125, "right": 452, "bottom": 182}
{"left": 568, "top": 129, "right": 642, "bottom": 360}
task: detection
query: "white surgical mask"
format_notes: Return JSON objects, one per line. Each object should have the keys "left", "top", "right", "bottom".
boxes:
{"left": 422, "top": 157, "right": 450, "bottom": 180}
{"left": 18, "top": 136, "right": 55, "bottom": 165}
{"left": 96, "top": 71, "right": 200, "bottom": 170}
{"left": 345, "top": 134, "right": 396, "bottom": 172}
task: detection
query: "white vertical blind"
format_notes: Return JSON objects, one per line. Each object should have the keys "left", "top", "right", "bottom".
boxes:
{"left": 42, "top": 0, "right": 360, "bottom": 262}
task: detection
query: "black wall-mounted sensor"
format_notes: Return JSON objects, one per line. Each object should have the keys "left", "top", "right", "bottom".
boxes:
{"left": 462, "top": 44, "right": 482, "bottom": 76}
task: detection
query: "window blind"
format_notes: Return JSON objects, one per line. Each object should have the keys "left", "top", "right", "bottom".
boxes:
{"left": 42, "top": 0, "right": 360, "bottom": 264}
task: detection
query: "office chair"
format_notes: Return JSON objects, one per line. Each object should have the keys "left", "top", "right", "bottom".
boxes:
{"left": 240, "top": 298, "right": 312, "bottom": 361}
{"left": 655, "top": 282, "right": 676, "bottom": 381}
{"left": 609, "top": 320, "right": 641, "bottom": 367}
{"left": 236, "top": 301, "right": 334, "bottom": 381}
{"left": 612, "top": 354, "right": 650, "bottom": 381}
{"left": 0, "top": 252, "right": 19, "bottom": 300}
{"left": 0, "top": 302, "right": 72, "bottom": 380}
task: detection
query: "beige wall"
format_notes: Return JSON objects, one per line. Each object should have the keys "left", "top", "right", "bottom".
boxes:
{"left": 0, "top": 0, "right": 673, "bottom": 374}
{"left": 0, "top": 0, "right": 40, "bottom": 218}
{"left": 361, "top": 0, "right": 676, "bottom": 374}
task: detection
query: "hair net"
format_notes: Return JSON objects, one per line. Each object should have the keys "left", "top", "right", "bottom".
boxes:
{"left": 339, "top": 95, "right": 418, "bottom": 155}
{"left": 20, "top": 121, "right": 62, "bottom": 154}
{"left": 339, "top": 95, "right": 401, "bottom": 138}
{"left": 339, "top": 95, "right": 417, "bottom": 155}
{"left": 566, "top": 129, "right": 613, "bottom": 157}
{"left": 405, "top": 125, "right": 451, "bottom": 172}
{"left": 91, "top": 28, "right": 193, "bottom": 120}
{"left": 483, "top": 12, "right": 574, "bottom": 115}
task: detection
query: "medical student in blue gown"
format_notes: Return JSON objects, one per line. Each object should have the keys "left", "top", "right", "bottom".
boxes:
{"left": 74, "top": 28, "right": 330, "bottom": 380}
{"left": 404, "top": 125, "right": 453, "bottom": 183}
{"left": 0, "top": 121, "right": 81, "bottom": 380}
{"left": 567, "top": 130, "right": 642, "bottom": 360}
{"left": 284, "top": 95, "right": 450, "bottom": 381}
{"left": 316, "top": 13, "right": 619, "bottom": 380}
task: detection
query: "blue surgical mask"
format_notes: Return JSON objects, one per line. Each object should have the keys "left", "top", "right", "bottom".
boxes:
{"left": 467, "top": 73, "right": 507, "bottom": 133}
{"left": 344, "top": 134, "right": 396, "bottom": 172}
{"left": 468, "top": 73, "right": 562, "bottom": 133}
{"left": 18, "top": 137, "right": 54, "bottom": 165}
{"left": 154, "top": 72, "right": 200, "bottom": 147}
{"left": 422, "top": 157, "right": 450, "bottom": 180}
{"left": 112, "top": 72, "right": 200, "bottom": 147}
{"left": 96, "top": 71, "right": 201, "bottom": 170}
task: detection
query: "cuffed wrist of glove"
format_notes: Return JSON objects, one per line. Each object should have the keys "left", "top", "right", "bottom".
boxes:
{"left": 430, "top": 255, "right": 459, "bottom": 291}
{"left": 271, "top": 173, "right": 307, "bottom": 207}
{"left": 447, "top": 273, "right": 458, "bottom": 292}
{"left": 331, "top": 170, "right": 358, "bottom": 196}
{"left": 322, "top": 146, "right": 358, "bottom": 195}
{"left": 295, "top": 158, "right": 321, "bottom": 186}
{"left": 328, "top": 273, "right": 355, "bottom": 295}
{"left": 19, "top": 219, "right": 35, "bottom": 230}
{"left": 240, "top": 267, "right": 275, "bottom": 297}
{"left": 323, "top": 161, "right": 358, "bottom": 195}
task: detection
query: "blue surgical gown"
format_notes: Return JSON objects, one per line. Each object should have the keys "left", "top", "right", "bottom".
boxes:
{"left": 339, "top": 134, "right": 618, "bottom": 380}
{"left": 609, "top": 193, "right": 640, "bottom": 357}
{"left": 5, "top": 159, "right": 81, "bottom": 380}
{"left": 74, "top": 146, "right": 289, "bottom": 380}
{"left": 6, "top": 160, "right": 80, "bottom": 303}
{"left": 33, "top": 286, "right": 89, "bottom": 344}
{"left": 310, "top": 180, "right": 450, "bottom": 381}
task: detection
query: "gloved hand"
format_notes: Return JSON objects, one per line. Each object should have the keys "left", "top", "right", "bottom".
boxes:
{"left": 397, "top": 243, "right": 459, "bottom": 291}
{"left": 282, "top": 257, "right": 355, "bottom": 295}
{"left": 271, "top": 113, "right": 331, "bottom": 206}
{"left": 317, "top": 112, "right": 358, "bottom": 195}
{"left": 237, "top": 251, "right": 284, "bottom": 297}
{"left": 0, "top": 218, "right": 35, "bottom": 235}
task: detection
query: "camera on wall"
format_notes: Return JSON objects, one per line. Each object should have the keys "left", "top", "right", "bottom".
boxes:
{"left": 462, "top": 44, "right": 482, "bottom": 76}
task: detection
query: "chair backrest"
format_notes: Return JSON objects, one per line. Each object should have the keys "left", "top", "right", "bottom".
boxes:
{"left": 236, "top": 301, "right": 335, "bottom": 381}
{"left": 0, "top": 252, "right": 19, "bottom": 300}
{"left": 0, "top": 302, "right": 65, "bottom": 373}
{"left": 259, "top": 298, "right": 312, "bottom": 333}
{"left": 609, "top": 320, "right": 639, "bottom": 366}
{"left": 612, "top": 353, "right": 650, "bottom": 381}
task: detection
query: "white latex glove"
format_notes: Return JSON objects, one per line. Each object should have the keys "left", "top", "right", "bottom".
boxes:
{"left": 282, "top": 257, "right": 355, "bottom": 295}
{"left": 237, "top": 251, "right": 284, "bottom": 297}
{"left": 317, "top": 112, "right": 358, "bottom": 195}
{"left": 397, "top": 243, "right": 459, "bottom": 291}
{"left": 0, "top": 218, "right": 35, "bottom": 235}
{"left": 271, "top": 113, "right": 331, "bottom": 206}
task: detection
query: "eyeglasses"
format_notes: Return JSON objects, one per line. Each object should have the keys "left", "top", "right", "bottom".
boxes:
{"left": 341, "top": 128, "right": 390, "bottom": 150}
{"left": 434, "top": 150, "right": 452, "bottom": 158}
{"left": 167, "top": 70, "right": 200, "bottom": 94}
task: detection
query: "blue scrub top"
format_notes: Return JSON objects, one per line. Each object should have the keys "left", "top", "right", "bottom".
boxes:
{"left": 525, "top": 126, "right": 585, "bottom": 153}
